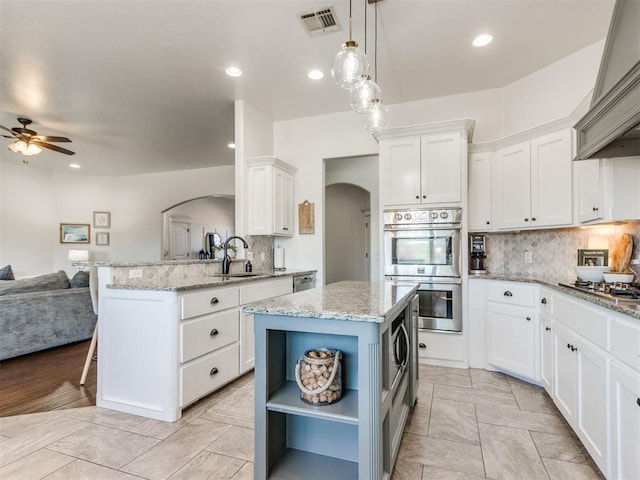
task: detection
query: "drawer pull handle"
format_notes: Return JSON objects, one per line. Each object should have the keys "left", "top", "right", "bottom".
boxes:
{"left": 592, "top": 207, "right": 599, "bottom": 212}
{"left": 526, "top": 316, "right": 531, "bottom": 321}
{"left": 545, "top": 326, "right": 551, "bottom": 332}
{"left": 503, "top": 291, "right": 513, "bottom": 297}
{"left": 571, "top": 346, "right": 577, "bottom": 352}
{"left": 210, "top": 367, "right": 219, "bottom": 376}
{"left": 418, "top": 343, "right": 426, "bottom": 349}
{"left": 210, "top": 328, "right": 219, "bottom": 337}
{"left": 524, "top": 218, "right": 529, "bottom": 222}
{"left": 636, "top": 398, "right": 640, "bottom": 407}
{"left": 531, "top": 217, "right": 536, "bottom": 221}
{"left": 541, "top": 298, "right": 547, "bottom": 304}
{"left": 567, "top": 343, "right": 571, "bottom": 349}
{"left": 210, "top": 297, "right": 219, "bottom": 305}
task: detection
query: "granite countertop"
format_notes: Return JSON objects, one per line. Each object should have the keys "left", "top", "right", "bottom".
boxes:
{"left": 243, "top": 280, "right": 419, "bottom": 323}
{"left": 105, "top": 269, "right": 316, "bottom": 292}
{"left": 471, "top": 273, "right": 640, "bottom": 320}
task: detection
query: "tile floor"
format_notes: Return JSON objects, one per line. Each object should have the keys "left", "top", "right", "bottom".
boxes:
{"left": 0, "top": 366, "right": 604, "bottom": 479}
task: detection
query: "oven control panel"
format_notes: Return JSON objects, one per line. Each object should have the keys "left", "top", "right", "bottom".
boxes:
{"left": 384, "top": 208, "right": 462, "bottom": 226}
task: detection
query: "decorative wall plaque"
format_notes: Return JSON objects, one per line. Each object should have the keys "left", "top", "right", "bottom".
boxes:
{"left": 298, "top": 200, "right": 315, "bottom": 234}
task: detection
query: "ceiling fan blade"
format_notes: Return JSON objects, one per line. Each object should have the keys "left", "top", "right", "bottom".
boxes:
{"left": 33, "top": 135, "right": 72, "bottom": 143}
{"left": 0, "top": 125, "right": 17, "bottom": 136}
{"left": 32, "top": 140, "right": 76, "bottom": 155}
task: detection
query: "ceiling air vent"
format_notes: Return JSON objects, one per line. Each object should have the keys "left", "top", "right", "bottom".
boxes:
{"left": 298, "top": 6, "right": 341, "bottom": 36}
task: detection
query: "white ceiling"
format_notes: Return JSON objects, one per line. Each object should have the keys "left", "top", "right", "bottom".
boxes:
{"left": 0, "top": 0, "right": 615, "bottom": 177}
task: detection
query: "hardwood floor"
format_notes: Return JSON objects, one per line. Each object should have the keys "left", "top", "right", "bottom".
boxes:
{"left": 0, "top": 340, "right": 96, "bottom": 417}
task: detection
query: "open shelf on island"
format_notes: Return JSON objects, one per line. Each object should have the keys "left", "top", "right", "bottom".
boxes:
{"left": 266, "top": 381, "right": 359, "bottom": 425}
{"left": 269, "top": 448, "right": 358, "bottom": 479}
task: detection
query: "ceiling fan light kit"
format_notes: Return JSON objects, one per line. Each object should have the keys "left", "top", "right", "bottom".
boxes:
{"left": 1, "top": 117, "right": 75, "bottom": 157}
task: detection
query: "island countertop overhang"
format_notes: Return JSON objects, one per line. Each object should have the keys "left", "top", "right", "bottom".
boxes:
{"left": 243, "top": 280, "right": 419, "bottom": 323}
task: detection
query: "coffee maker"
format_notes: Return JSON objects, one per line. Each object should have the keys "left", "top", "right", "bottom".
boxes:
{"left": 470, "top": 234, "right": 487, "bottom": 275}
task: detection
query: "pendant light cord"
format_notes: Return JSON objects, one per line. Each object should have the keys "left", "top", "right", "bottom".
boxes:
{"left": 364, "top": 0, "right": 367, "bottom": 54}
{"left": 374, "top": 1, "right": 378, "bottom": 83}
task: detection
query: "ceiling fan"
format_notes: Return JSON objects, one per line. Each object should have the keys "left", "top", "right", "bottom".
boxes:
{"left": 1, "top": 117, "right": 75, "bottom": 156}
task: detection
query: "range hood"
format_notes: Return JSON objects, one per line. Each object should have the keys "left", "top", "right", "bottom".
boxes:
{"left": 574, "top": 0, "right": 640, "bottom": 160}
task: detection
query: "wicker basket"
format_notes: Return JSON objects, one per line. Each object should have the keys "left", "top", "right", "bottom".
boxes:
{"left": 295, "top": 348, "right": 342, "bottom": 406}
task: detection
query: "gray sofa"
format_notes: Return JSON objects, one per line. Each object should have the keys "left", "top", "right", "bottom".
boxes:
{"left": 0, "top": 271, "right": 97, "bottom": 361}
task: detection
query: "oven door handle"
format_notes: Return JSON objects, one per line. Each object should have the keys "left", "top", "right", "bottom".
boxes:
{"left": 398, "top": 324, "right": 410, "bottom": 369}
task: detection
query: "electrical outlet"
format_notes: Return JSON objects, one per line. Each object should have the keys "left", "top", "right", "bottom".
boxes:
{"left": 261, "top": 252, "right": 266, "bottom": 261}
{"left": 524, "top": 250, "right": 533, "bottom": 264}
{"left": 129, "top": 268, "right": 143, "bottom": 278}
{"left": 631, "top": 257, "right": 640, "bottom": 265}
{"left": 247, "top": 251, "right": 254, "bottom": 261}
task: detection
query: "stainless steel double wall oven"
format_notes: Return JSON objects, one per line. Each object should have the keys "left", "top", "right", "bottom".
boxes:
{"left": 384, "top": 207, "right": 462, "bottom": 333}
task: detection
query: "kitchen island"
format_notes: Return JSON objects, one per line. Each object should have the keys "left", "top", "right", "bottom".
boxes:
{"left": 92, "top": 261, "right": 315, "bottom": 422}
{"left": 244, "top": 280, "right": 419, "bottom": 480}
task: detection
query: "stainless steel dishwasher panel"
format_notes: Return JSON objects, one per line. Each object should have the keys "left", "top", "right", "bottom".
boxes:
{"left": 293, "top": 273, "right": 316, "bottom": 292}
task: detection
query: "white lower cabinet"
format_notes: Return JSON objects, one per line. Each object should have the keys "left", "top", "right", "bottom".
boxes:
{"left": 609, "top": 361, "right": 640, "bottom": 480}
{"left": 485, "top": 302, "right": 536, "bottom": 380}
{"left": 540, "top": 314, "right": 553, "bottom": 395}
{"left": 417, "top": 331, "right": 464, "bottom": 364}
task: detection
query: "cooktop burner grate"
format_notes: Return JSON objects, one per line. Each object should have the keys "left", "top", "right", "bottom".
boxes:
{"left": 558, "top": 280, "right": 640, "bottom": 302}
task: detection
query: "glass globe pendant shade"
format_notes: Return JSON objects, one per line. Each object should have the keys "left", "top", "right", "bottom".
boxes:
{"left": 23, "top": 143, "right": 42, "bottom": 156}
{"left": 350, "top": 75, "right": 381, "bottom": 114}
{"left": 331, "top": 40, "right": 370, "bottom": 90}
{"left": 365, "top": 99, "right": 389, "bottom": 132}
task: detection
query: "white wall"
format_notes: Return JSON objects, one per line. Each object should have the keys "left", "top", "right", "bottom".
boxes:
{"left": 0, "top": 163, "right": 234, "bottom": 276}
{"left": 273, "top": 40, "right": 605, "bottom": 279}
{"left": 235, "top": 100, "right": 274, "bottom": 236}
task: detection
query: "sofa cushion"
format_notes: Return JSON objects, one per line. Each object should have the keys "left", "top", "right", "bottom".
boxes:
{"left": 0, "top": 270, "right": 70, "bottom": 296}
{"left": 70, "top": 270, "right": 90, "bottom": 288}
{"left": 0, "top": 264, "right": 14, "bottom": 281}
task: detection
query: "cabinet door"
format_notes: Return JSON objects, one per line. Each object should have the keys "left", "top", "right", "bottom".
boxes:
{"left": 540, "top": 315, "right": 553, "bottom": 395}
{"left": 469, "top": 151, "right": 492, "bottom": 230}
{"left": 553, "top": 325, "right": 578, "bottom": 421}
{"left": 420, "top": 132, "right": 462, "bottom": 204}
{"left": 575, "top": 335, "right": 608, "bottom": 473}
{"left": 485, "top": 302, "right": 535, "bottom": 379}
{"left": 274, "top": 168, "right": 293, "bottom": 236}
{"left": 380, "top": 137, "right": 421, "bottom": 206}
{"left": 247, "top": 165, "right": 274, "bottom": 235}
{"left": 493, "top": 142, "right": 531, "bottom": 229}
{"left": 575, "top": 159, "right": 602, "bottom": 223}
{"left": 609, "top": 361, "right": 640, "bottom": 480}
{"left": 530, "top": 130, "right": 572, "bottom": 227}
{"left": 240, "top": 312, "right": 255, "bottom": 374}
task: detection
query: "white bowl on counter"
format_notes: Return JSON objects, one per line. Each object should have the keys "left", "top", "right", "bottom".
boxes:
{"left": 574, "top": 266, "right": 610, "bottom": 282}
{"left": 603, "top": 272, "right": 635, "bottom": 283}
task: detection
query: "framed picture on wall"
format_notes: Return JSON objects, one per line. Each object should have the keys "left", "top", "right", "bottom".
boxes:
{"left": 60, "top": 224, "right": 90, "bottom": 244}
{"left": 93, "top": 211, "right": 111, "bottom": 228}
{"left": 96, "top": 232, "right": 110, "bottom": 246}
{"left": 578, "top": 249, "right": 608, "bottom": 266}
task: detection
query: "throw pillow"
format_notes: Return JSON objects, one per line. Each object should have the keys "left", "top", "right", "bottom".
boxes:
{"left": 70, "top": 270, "right": 90, "bottom": 288}
{"left": 0, "top": 264, "right": 14, "bottom": 281}
{"left": 0, "top": 270, "right": 70, "bottom": 296}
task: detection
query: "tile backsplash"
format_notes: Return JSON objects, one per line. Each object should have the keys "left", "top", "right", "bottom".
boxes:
{"left": 484, "top": 223, "right": 640, "bottom": 281}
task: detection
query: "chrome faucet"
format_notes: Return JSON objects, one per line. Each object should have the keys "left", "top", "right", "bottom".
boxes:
{"left": 222, "top": 235, "right": 249, "bottom": 274}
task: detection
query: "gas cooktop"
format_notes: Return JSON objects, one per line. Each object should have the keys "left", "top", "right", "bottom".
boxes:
{"left": 558, "top": 280, "right": 640, "bottom": 303}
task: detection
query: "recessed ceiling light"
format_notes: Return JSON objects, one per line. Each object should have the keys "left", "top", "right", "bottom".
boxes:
{"left": 227, "top": 143, "right": 236, "bottom": 149}
{"left": 69, "top": 163, "right": 81, "bottom": 169}
{"left": 473, "top": 34, "right": 493, "bottom": 47}
{"left": 225, "top": 66, "right": 242, "bottom": 77}
{"left": 308, "top": 70, "right": 324, "bottom": 80}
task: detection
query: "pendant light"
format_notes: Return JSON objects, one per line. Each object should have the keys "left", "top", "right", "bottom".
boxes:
{"left": 365, "top": 1, "right": 387, "bottom": 132}
{"left": 331, "top": 0, "right": 369, "bottom": 90}
{"left": 349, "top": 1, "right": 380, "bottom": 114}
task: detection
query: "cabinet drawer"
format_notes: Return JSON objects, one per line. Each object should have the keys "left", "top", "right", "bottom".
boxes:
{"left": 610, "top": 314, "right": 640, "bottom": 372}
{"left": 417, "top": 331, "right": 464, "bottom": 362}
{"left": 181, "top": 343, "right": 239, "bottom": 407}
{"left": 240, "top": 277, "right": 292, "bottom": 304}
{"left": 180, "top": 287, "right": 239, "bottom": 320}
{"left": 485, "top": 281, "right": 535, "bottom": 307}
{"left": 553, "top": 295, "right": 609, "bottom": 350}
{"left": 181, "top": 309, "right": 240, "bottom": 363}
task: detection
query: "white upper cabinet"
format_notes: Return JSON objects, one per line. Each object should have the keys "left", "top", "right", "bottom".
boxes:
{"left": 247, "top": 157, "right": 296, "bottom": 237}
{"left": 574, "top": 156, "right": 640, "bottom": 225}
{"left": 377, "top": 121, "right": 473, "bottom": 208}
{"left": 468, "top": 151, "right": 493, "bottom": 231}
{"left": 493, "top": 129, "right": 572, "bottom": 230}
